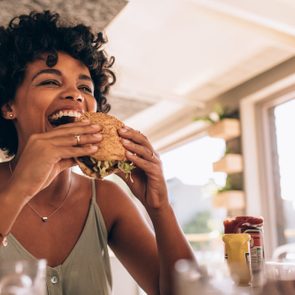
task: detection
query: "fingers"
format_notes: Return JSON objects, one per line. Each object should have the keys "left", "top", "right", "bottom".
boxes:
{"left": 118, "top": 127, "right": 153, "bottom": 151}
{"left": 28, "top": 122, "right": 102, "bottom": 148}
{"left": 121, "top": 138, "right": 158, "bottom": 163}
{"left": 56, "top": 145, "right": 99, "bottom": 159}
{"left": 43, "top": 122, "right": 102, "bottom": 139}
{"left": 119, "top": 127, "right": 159, "bottom": 162}
{"left": 37, "top": 133, "right": 101, "bottom": 159}
{"left": 52, "top": 132, "right": 102, "bottom": 147}
{"left": 24, "top": 125, "right": 102, "bottom": 163}
{"left": 124, "top": 151, "right": 163, "bottom": 180}
{"left": 119, "top": 129, "right": 161, "bottom": 174}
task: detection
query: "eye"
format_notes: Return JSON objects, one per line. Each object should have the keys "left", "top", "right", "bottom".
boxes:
{"left": 38, "top": 79, "right": 61, "bottom": 87}
{"left": 79, "top": 85, "right": 93, "bottom": 94}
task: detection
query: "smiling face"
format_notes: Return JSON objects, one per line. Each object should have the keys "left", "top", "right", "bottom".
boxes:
{"left": 9, "top": 52, "right": 97, "bottom": 152}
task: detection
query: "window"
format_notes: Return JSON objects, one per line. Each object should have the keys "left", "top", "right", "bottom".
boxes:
{"left": 242, "top": 85, "right": 295, "bottom": 256}
{"left": 270, "top": 98, "right": 295, "bottom": 244}
{"left": 160, "top": 135, "right": 227, "bottom": 256}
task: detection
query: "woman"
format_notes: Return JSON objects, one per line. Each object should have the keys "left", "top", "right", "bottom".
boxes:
{"left": 0, "top": 11, "right": 196, "bottom": 295}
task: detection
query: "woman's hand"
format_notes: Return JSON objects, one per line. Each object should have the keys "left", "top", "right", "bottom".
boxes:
{"left": 9, "top": 121, "right": 102, "bottom": 201}
{"left": 118, "top": 127, "right": 169, "bottom": 210}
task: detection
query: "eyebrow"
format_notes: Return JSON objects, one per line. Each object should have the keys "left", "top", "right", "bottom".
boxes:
{"left": 31, "top": 69, "right": 62, "bottom": 81}
{"left": 31, "top": 69, "right": 93, "bottom": 85}
{"left": 78, "top": 74, "right": 93, "bottom": 83}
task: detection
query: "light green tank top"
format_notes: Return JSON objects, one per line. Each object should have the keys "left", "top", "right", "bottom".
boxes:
{"left": 0, "top": 180, "right": 112, "bottom": 295}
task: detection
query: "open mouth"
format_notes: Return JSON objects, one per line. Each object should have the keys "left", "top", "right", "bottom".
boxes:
{"left": 48, "top": 110, "right": 83, "bottom": 126}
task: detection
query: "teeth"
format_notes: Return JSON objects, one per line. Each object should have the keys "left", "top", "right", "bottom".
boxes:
{"left": 49, "top": 110, "right": 82, "bottom": 121}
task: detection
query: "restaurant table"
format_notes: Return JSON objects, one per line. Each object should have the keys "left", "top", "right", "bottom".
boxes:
{"left": 209, "top": 278, "right": 258, "bottom": 295}
{"left": 179, "top": 279, "right": 262, "bottom": 295}
{"left": 204, "top": 273, "right": 263, "bottom": 295}
{"left": 174, "top": 259, "right": 266, "bottom": 295}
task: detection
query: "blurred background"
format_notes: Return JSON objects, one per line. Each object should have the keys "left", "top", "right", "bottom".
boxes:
{"left": 105, "top": 0, "right": 295, "bottom": 267}
{"left": 1, "top": 0, "right": 295, "bottom": 294}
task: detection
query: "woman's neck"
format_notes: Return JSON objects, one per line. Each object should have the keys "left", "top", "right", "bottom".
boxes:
{"left": 9, "top": 150, "right": 74, "bottom": 207}
{"left": 30, "top": 170, "right": 72, "bottom": 207}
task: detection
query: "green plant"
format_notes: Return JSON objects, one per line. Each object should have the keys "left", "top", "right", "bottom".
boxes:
{"left": 194, "top": 103, "right": 239, "bottom": 124}
{"left": 216, "top": 175, "right": 242, "bottom": 194}
{"left": 217, "top": 177, "right": 232, "bottom": 193}
{"left": 183, "top": 211, "right": 212, "bottom": 234}
{"left": 182, "top": 211, "right": 213, "bottom": 250}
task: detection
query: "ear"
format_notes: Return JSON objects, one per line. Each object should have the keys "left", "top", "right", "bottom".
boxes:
{"left": 1, "top": 103, "right": 16, "bottom": 120}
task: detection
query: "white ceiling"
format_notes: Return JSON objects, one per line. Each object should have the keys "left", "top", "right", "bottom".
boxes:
{"left": 105, "top": 0, "right": 295, "bottom": 149}
{"left": 0, "top": 0, "right": 127, "bottom": 31}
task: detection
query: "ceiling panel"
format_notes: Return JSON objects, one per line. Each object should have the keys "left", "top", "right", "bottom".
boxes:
{"left": 106, "top": 0, "right": 295, "bottom": 126}
{"left": 0, "top": 0, "right": 127, "bottom": 31}
{"left": 107, "top": 0, "right": 295, "bottom": 103}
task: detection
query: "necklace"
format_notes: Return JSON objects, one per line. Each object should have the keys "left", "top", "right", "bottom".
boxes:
{"left": 8, "top": 161, "right": 72, "bottom": 222}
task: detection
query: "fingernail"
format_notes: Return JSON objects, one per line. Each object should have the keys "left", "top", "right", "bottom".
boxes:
{"left": 91, "top": 124, "right": 101, "bottom": 129}
{"left": 126, "top": 151, "right": 134, "bottom": 156}
{"left": 122, "top": 139, "right": 130, "bottom": 144}
{"left": 93, "top": 134, "right": 102, "bottom": 139}
{"left": 120, "top": 128, "right": 128, "bottom": 133}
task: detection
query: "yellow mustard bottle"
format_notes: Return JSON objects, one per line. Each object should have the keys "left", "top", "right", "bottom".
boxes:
{"left": 222, "top": 233, "right": 251, "bottom": 286}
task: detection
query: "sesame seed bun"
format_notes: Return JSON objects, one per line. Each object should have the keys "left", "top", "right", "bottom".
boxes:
{"left": 75, "top": 112, "right": 133, "bottom": 179}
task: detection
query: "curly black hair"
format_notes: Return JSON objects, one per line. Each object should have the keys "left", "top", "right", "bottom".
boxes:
{"left": 0, "top": 10, "right": 115, "bottom": 156}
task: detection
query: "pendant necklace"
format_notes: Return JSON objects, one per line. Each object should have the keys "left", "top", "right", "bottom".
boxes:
{"left": 8, "top": 161, "right": 72, "bottom": 222}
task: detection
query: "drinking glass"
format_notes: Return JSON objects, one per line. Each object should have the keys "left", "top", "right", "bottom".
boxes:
{"left": 174, "top": 258, "right": 253, "bottom": 295}
{"left": 260, "top": 261, "right": 295, "bottom": 295}
{"left": 0, "top": 259, "right": 46, "bottom": 295}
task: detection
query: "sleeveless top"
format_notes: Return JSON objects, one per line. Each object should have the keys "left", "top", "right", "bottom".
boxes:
{"left": 0, "top": 180, "right": 112, "bottom": 295}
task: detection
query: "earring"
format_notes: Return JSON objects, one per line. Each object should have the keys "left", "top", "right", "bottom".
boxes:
{"left": 8, "top": 113, "right": 14, "bottom": 119}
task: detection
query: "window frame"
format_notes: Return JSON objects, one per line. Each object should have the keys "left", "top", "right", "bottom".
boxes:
{"left": 241, "top": 75, "right": 295, "bottom": 258}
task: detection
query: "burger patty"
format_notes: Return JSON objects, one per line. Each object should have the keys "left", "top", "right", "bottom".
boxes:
{"left": 75, "top": 112, "right": 136, "bottom": 179}
{"left": 77, "top": 156, "right": 118, "bottom": 173}
{"left": 77, "top": 156, "right": 135, "bottom": 178}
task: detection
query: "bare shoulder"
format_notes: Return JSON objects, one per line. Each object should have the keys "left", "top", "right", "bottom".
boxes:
{"left": 94, "top": 178, "right": 139, "bottom": 235}
{"left": 93, "top": 178, "right": 159, "bottom": 293}
{"left": 95, "top": 178, "right": 131, "bottom": 209}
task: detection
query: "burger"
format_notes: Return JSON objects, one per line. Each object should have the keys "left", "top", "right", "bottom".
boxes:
{"left": 75, "top": 112, "right": 135, "bottom": 179}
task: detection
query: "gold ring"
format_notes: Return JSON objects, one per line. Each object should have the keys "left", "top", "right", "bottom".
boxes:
{"left": 74, "top": 134, "right": 81, "bottom": 145}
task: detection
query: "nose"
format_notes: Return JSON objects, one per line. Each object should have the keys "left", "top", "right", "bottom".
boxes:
{"left": 66, "top": 94, "right": 84, "bottom": 102}
{"left": 62, "top": 90, "right": 84, "bottom": 103}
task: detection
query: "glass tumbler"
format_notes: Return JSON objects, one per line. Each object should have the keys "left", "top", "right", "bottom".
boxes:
{"left": 0, "top": 259, "right": 47, "bottom": 295}
{"left": 260, "top": 261, "right": 295, "bottom": 295}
